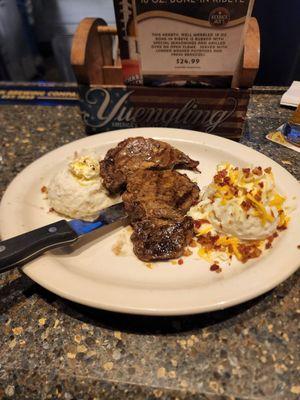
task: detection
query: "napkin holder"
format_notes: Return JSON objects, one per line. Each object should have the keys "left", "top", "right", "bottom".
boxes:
{"left": 71, "top": 17, "right": 260, "bottom": 139}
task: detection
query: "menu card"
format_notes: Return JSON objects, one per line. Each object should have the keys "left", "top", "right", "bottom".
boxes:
{"left": 114, "top": 0, "right": 255, "bottom": 87}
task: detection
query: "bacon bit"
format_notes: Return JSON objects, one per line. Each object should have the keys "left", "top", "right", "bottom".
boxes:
{"left": 230, "top": 186, "right": 239, "bottom": 196}
{"left": 237, "top": 244, "right": 262, "bottom": 263}
{"left": 210, "top": 263, "right": 220, "bottom": 271}
{"left": 241, "top": 200, "right": 252, "bottom": 211}
{"left": 277, "top": 224, "right": 287, "bottom": 231}
{"left": 214, "top": 169, "right": 227, "bottom": 184}
{"left": 197, "top": 233, "right": 219, "bottom": 249}
{"left": 194, "top": 221, "right": 201, "bottom": 229}
{"left": 242, "top": 168, "right": 251, "bottom": 177}
{"left": 264, "top": 167, "right": 272, "bottom": 174}
{"left": 183, "top": 248, "right": 193, "bottom": 257}
{"left": 254, "top": 192, "right": 262, "bottom": 202}
{"left": 297, "top": 245, "right": 300, "bottom": 249}
{"left": 41, "top": 186, "right": 48, "bottom": 193}
{"left": 220, "top": 169, "right": 227, "bottom": 176}
{"left": 252, "top": 167, "right": 262, "bottom": 176}
{"left": 189, "top": 239, "right": 197, "bottom": 248}
{"left": 224, "top": 176, "right": 231, "bottom": 184}
{"left": 178, "top": 259, "right": 184, "bottom": 265}
{"left": 258, "top": 182, "right": 264, "bottom": 188}
{"left": 48, "top": 207, "right": 54, "bottom": 212}
{"left": 194, "top": 219, "right": 209, "bottom": 229}
{"left": 197, "top": 236, "right": 209, "bottom": 246}
{"left": 265, "top": 235, "right": 278, "bottom": 249}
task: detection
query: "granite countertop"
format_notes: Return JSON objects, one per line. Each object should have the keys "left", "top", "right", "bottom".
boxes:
{"left": 0, "top": 87, "right": 299, "bottom": 400}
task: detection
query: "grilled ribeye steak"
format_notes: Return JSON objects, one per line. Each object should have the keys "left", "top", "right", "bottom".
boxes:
{"left": 123, "top": 170, "right": 200, "bottom": 223}
{"left": 122, "top": 170, "right": 200, "bottom": 261}
{"left": 100, "top": 137, "right": 199, "bottom": 194}
{"left": 131, "top": 217, "right": 194, "bottom": 261}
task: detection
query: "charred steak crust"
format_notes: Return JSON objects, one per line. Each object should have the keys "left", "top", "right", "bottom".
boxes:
{"left": 100, "top": 137, "right": 199, "bottom": 194}
{"left": 131, "top": 217, "right": 194, "bottom": 262}
{"left": 123, "top": 170, "right": 200, "bottom": 223}
{"left": 122, "top": 170, "right": 200, "bottom": 261}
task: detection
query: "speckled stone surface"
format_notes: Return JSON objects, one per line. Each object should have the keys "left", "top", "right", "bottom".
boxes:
{"left": 0, "top": 87, "right": 299, "bottom": 400}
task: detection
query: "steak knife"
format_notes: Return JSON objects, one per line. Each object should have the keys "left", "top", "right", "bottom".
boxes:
{"left": 0, "top": 202, "right": 127, "bottom": 273}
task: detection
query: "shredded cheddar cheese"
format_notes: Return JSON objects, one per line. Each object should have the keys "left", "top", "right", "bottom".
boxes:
{"left": 246, "top": 193, "right": 274, "bottom": 224}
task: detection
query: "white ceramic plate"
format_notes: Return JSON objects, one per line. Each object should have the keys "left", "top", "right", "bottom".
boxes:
{"left": 0, "top": 128, "right": 299, "bottom": 315}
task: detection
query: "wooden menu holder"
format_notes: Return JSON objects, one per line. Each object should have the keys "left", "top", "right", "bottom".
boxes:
{"left": 71, "top": 17, "right": 260, "bottom": 139}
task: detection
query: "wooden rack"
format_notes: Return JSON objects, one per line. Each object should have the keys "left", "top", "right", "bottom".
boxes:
{"left": 71, "top": 17, "right": 260, "bottom": 139}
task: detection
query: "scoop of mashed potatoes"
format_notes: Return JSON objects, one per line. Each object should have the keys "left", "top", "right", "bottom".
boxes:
{"left": 47, "top": 152, "right": 120, "bottom": 221}
{"left": 190, "top": 163, "right": 286, "bottom": 240}
{"left": 201, "top": 187, "right": 278, "bottom": 240}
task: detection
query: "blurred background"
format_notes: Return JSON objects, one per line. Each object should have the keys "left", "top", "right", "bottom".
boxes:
{"left": 0, "top": 0, "right": 299, "bottom": 85}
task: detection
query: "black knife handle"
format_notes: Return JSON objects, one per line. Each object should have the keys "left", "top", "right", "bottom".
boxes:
{"left": 0, "top": 220, "right": 78, "bottom": 273}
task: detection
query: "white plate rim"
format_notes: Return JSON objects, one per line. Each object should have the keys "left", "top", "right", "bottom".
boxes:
{"left": 0, "top": 127, "right": 299, "bottom": 316}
